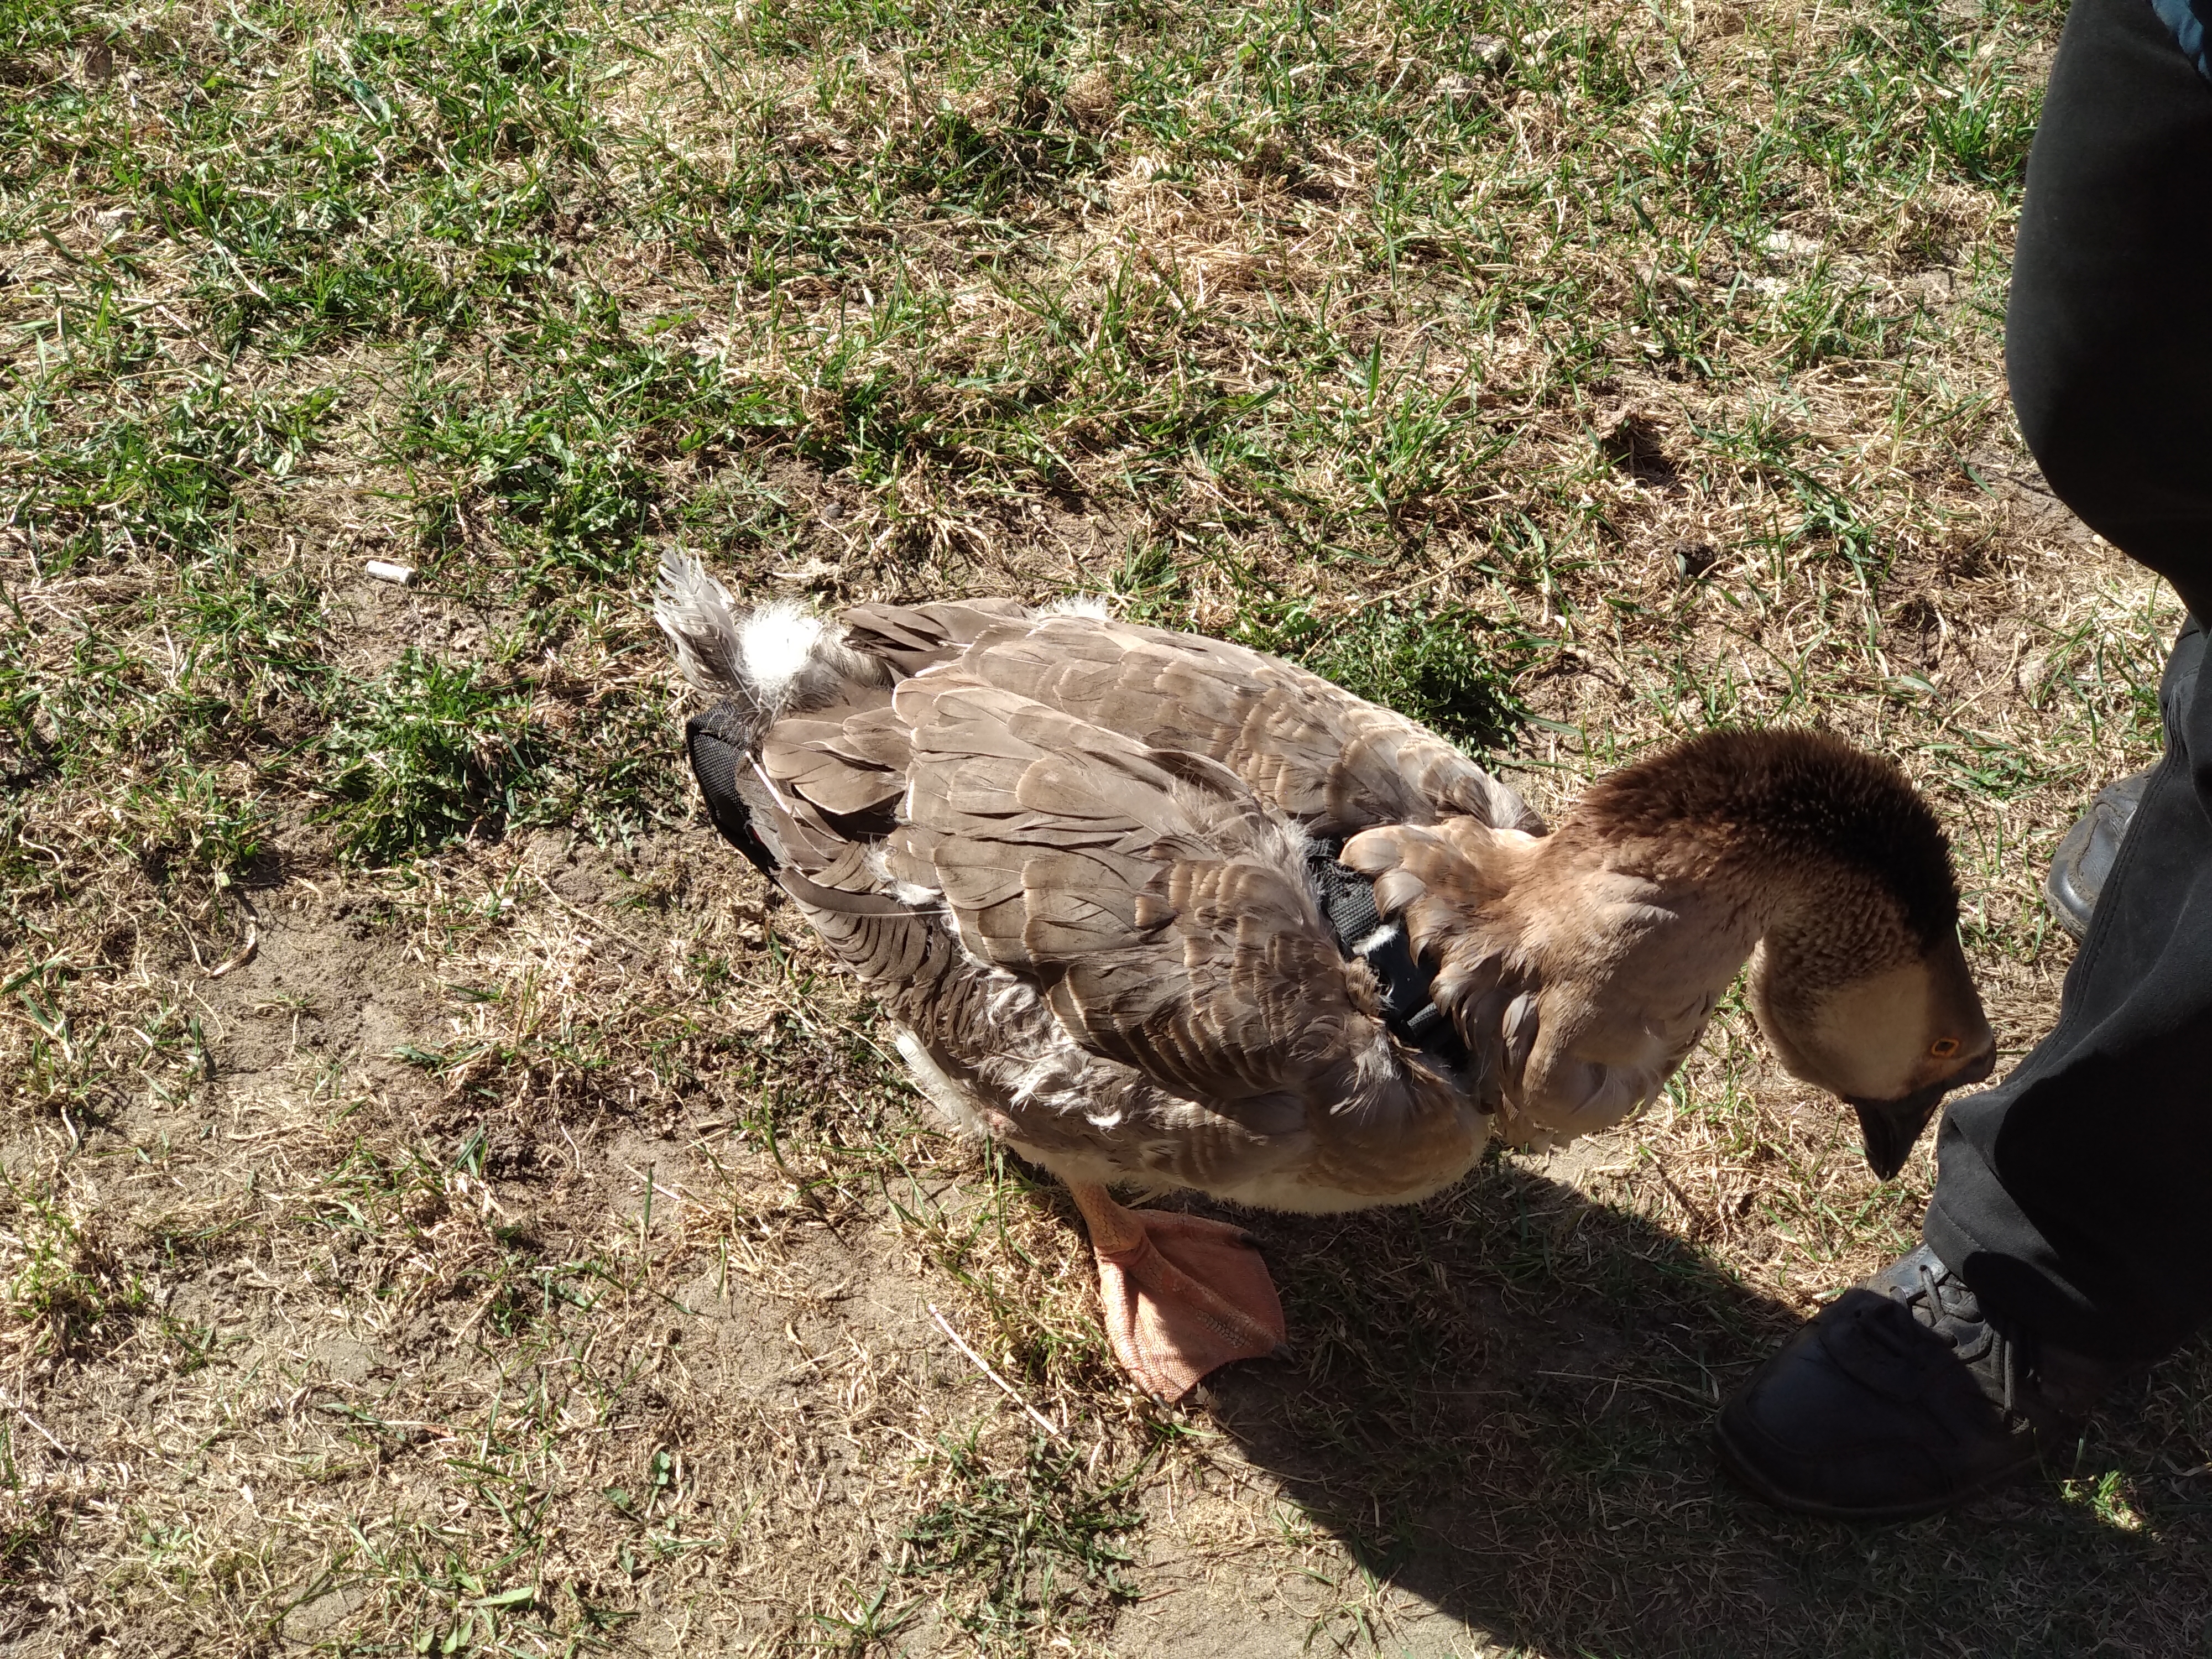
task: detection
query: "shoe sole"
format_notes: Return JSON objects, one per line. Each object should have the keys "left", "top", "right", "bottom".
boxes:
{"left": 1709, "top": 1420, "right": 2036, "bottom": 1525}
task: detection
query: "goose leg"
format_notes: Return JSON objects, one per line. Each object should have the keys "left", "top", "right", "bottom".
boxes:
{"left": 1067, "top": 1183, "right": 1286, "bottom": 1402}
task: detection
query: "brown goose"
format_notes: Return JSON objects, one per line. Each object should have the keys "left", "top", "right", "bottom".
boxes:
{"left": 654, "top": 555, "right": 1996, "bottom": 1400}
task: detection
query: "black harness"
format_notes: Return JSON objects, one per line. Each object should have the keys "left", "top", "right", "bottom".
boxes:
{"left": 686, "top": 705, "right": 779, "bottom": 876}
{"left": 1304, "top": 842, "right": 1472, "bottom": 1073}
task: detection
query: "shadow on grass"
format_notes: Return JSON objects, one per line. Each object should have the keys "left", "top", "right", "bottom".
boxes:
{"left": 1202, "top": 1160, "right": 2212, "bottom": 1658}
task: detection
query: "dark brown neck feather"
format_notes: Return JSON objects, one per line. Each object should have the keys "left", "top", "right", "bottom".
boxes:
{"left": 1561, "top": 729, "right": 1960, "bottom": 946}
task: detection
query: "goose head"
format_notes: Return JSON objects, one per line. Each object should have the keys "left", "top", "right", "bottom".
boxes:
{"left": 1745, "top": 900, "right": 1994, "bottom": 1179}
{"left": 1354, "top": 729, "right": 1996, "bottom": 1177}
{"left": 1570, "top": 728, "right": 1996, "bottom": 1177}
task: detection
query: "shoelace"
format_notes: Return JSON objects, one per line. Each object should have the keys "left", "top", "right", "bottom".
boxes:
{"left": 1895, "top": 1259, "right": 2021, "bottom": 1415}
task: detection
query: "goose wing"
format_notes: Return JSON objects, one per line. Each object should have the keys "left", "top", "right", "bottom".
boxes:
{"left": 838, "top": 603, "right": 1542, "bottom": 839}
{"left": 881, "top": 670, "right": 1401, "bottom": 1118}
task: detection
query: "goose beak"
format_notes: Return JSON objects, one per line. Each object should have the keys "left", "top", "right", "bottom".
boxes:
{"left": 1848, "top": 1088, "right": 1947, "bottom": 1181}
{"left": 1846, "top": 1046, "right": 1997, "bottom": 1181}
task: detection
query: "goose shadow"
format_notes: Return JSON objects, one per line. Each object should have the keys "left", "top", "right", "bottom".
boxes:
{"left": 1175, "top": 1156, "right": 2212, "bottom": 1658}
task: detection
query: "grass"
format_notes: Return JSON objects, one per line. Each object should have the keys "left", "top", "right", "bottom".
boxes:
{"left": 891, "top": 1434, "right": 1145, "bottom": 1641}
{"left": 3, "top": 0, "right": 2208, "bottom": 1651}
{"left": 318, "top": 647, "right": 549, "bottom": 862}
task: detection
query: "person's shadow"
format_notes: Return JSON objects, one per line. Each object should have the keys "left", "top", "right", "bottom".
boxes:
{"left": 1191, "top": 1155, "right": 2212, "bottom": 1657}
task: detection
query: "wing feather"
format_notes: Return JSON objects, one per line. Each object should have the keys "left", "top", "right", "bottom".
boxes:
{"left": 839, "top": 599, "right": 1035, "bottom": 676}
{"left": 831, "top": 603, "right": 1540, "bottom": 837}
{"left": 970, "top": 616, "right": 1541, "bottom": 836}
{"left": 893, "top": 672, "right": 1391, "bottom": 1113}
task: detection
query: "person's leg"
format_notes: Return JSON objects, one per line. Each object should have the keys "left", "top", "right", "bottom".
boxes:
{"left": 2005, "top": 0, "right": 2212, "bottom": 622}
{"left": 1942, "top": 0, "right": 2212, "bottom": 1362}
{"left": 1717, "top": 0, "right": 2212, "bottom": 1516}
{"left": 1929, "top": 625, "right": 2211, "bottom": 1362}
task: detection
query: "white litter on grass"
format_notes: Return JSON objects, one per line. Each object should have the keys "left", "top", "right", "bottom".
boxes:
{"left": 365, "top": 559, "right": 418, "bottom": 586}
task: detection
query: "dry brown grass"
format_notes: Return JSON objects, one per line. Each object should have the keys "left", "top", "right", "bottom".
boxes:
{"left": 3, "top": 0, "right": 2209, "bottom": 1650}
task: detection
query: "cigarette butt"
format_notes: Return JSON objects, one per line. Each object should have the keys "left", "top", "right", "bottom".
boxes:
{"left": 365, "top": 559, "right": 418, "bottom": 586}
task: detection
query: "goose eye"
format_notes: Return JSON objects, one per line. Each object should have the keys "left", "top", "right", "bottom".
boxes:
{"left": 1929, "top": 1037, "right": 1960, "bottom": 1059}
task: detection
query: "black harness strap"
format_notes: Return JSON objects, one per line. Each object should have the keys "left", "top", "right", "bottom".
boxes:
{"left": 685, "top": 701, "right": 779, "bottom": 876}
{"left": 1305, "top": 842, "right": 1472, "bottom": 1073}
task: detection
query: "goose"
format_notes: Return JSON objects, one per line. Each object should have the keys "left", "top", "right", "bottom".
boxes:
{"left": 653, "top": 555, "right": 1997, "bottom": 1401}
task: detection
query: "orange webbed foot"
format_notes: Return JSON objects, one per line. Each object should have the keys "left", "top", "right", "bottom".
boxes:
{"left": 1077, "top": 1198, "right": 1286, "bottom": 1402}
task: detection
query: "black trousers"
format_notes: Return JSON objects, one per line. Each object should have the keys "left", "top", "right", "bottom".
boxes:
{"left": 1924, "top": 0, "right": 2212, "bottom": 1363}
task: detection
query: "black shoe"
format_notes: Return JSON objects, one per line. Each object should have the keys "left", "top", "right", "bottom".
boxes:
{"left": 2045, "top": 770, "right": 2152, "bottom": 940}
{"left": 1713, "top": 1245, "right": 2122, "bottom": 1521}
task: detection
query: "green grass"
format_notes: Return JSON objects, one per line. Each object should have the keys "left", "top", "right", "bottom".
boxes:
{"left": 892, "top": 1434, "right": 1144, "bottom": 1640}
{"left": 2, "top": 0, "right": 2204, "bottom": 1650}
{"left": 318, "top": 647, "right": 549, "bottom": 862}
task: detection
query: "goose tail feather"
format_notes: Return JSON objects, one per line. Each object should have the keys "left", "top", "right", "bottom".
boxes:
{"left": 653, "top": 549, "right": 884, "bottom": 733}
{"left": 654, "top": 550, "right": 889, "bottom": 875}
